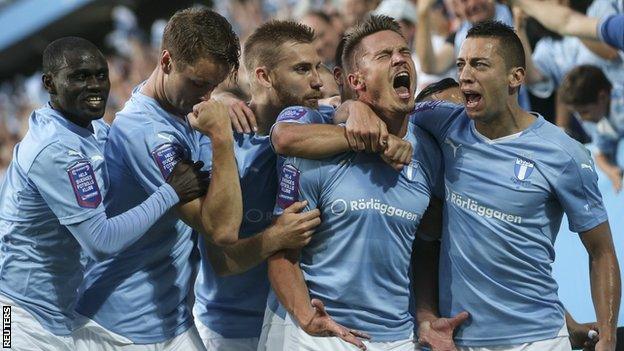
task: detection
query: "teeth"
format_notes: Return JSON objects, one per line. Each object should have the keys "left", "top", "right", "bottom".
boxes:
{"left": 397, "top": 72, "right": 409, "bottom": 78}
{"left": 87, "top": 97, "right": 102, "bottom": 102}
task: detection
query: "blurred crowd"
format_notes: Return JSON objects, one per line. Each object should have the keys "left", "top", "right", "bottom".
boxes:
{"left": 0, "top": 0, "right": 622, "bottom": 183}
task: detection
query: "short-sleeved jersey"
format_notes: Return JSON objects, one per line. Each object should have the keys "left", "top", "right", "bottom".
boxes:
{"left": 274, "top": 125, "right": 442, "bottom": 342}
{"left": 75, "top": 90, "right": 201, "bottom": 343}
{"left": 410, "top": 101, "right": 608, "bottom": 346}
{"left": 599, "top": 15, "right": 624, "bottom": 51}
{"left": 194, "top": 131, "right": 278, "bottom": 338}
{"left": 0, "top": 105, "right": 108, "bottom": 335}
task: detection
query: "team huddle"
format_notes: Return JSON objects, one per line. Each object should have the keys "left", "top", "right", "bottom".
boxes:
{"left": 0, "top": 6, "right": 619, "bottom": 351}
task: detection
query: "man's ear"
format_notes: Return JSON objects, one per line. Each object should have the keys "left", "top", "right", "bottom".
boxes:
{"left": 347, "top": 72, "right": 365, "bottom": 92}
{"left": 333, "top": 66, "right": 343, "bottom": 87}
{"left": 254, "top": 67, "right": 272, "bottom": 88}
{"left": 161, "top": 50, "right": 173, "bottom": 74}
{"left": 42, "top": 73, "right": 56, "bottom": 95}
{"left": 508, "top": 66, "right": 525, "bottom": 94}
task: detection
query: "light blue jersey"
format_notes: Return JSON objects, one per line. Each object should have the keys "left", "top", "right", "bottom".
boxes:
{"left": 274, "top": 124, "right": 442, "bottom": 342}
{"left": 410, "top": 101, "right": 608, "bottom": 346}
{"left": 265, "top": 104, "right": 337, "bottom": 321}
{"left": 194, "top": 131, "right": 277, "bottom": 338}
{"left": 0, "top": 105, "right": 108, "bottom": 335}
{"left": 76, "top": 90, "right": 201, "bottom": 343}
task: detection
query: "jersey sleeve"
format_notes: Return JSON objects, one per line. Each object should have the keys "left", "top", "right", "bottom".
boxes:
{"left": 28, "top": 143, "right": 106, "bottom": 225}
{"left": 593, "top": 125, "right": 619, "bottom": 156}
{"left": 119, "top": 126, "right": 190, "bottom": 195}
{"left": 409, "top": 101, "right": 464, "bottom": 143}
{"left": 273, "top": 156, "right": 323, "bottom": 216}
{"left": 599, "top": 15, "right": 624, "bottom": 51}
{"left": 554, "top": 146, "right": 609, "bottom": 233}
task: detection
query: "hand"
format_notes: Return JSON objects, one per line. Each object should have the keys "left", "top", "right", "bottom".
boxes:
{"left": 380, "top": 134, "right": 413, "bottom": 171}
{"left": 344, "top": 102, "right": 388, "bottom": 153}
{"left": 167, "top": 160, "right": 210, "bottom": 204}
{"left": 417, "top": 311, "right": 470, "bottom": 351}
{"left": 319, "top": 96, "right": 342, "bottom": 108}
{"left": 270, "top": 201, "right": 321, "bottom": 250}
{"left": 298, "top": 299, "right": 371, "bottom": 350}
{"left": 605, "top": 167, "right": 623, "bottom": 193}
{"left": 219, "top": 94, "right": 257, "bottom": 134}
{"left": 568, "top": 320, "right": 598, "bottom": 350}
{"left": 188, "top": 100, "right": 232, "bottom": 140}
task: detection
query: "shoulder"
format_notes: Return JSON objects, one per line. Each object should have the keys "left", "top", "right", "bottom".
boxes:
{"left": 276, "top": 106, "right": 328, "bottom": 124}
{"left": 529, "top": 117, "right": 591, "bottom": 165}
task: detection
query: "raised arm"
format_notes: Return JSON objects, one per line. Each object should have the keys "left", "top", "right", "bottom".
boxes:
{"left": 511, "top": 0, "right": 600, "bottom": 39}
{"left": 579, "top": 221, "right": 621, "bottom": 351}
{"left": 181, "top": 99, "right": 243, "bottom": 246}
{"left": 416, "top": 0, "right": 456, "bottom": 75}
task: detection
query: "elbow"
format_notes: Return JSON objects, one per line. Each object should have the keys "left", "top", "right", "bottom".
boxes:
{"left": 271, "top": 125, "right": 297, "bottom": 156}
{"left": 210, "top": 226, "right": 240, "bottom": 247}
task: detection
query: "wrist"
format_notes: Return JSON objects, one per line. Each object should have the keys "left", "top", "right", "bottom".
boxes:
{"left": 209, "top": 132, "right": 234, "bottom": 146}
{"left": 263, "top": 225, "right": 284, "bottom": 253}
{"left": 293, "top": 305, "right": 315, "bottom": 327}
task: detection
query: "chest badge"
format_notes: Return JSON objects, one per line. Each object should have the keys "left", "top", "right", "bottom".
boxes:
{"left": 514, "top": 157, "right": 534, "bottom": 181}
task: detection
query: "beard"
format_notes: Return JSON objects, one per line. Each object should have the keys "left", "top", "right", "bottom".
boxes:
{"left": 273, "top": 82, "right": 321, "bottom": 109}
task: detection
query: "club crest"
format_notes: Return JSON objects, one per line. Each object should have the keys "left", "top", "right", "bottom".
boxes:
{"left": 514, "top": 157, "right": 534, "bottom": 181}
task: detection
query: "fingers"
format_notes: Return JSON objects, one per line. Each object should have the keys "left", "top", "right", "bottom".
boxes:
{"left": 339, "top": 332, "right": 367, "bottom": 350}
{"left": 448, "top": 311, "right": 470, "bottom": 329}
{"left": 346, "top": 129, "right": 359, "bottom": 152}
{"left": 233, "top": 106, "right": 252, "bottom": 134}
{"left": 369, "top": 130, "right": 379, "bottom": 153}
{"left": 310, "top": 298, "right": 327, "bottom": 315}
{"left": 230, "top": 110, "right": 244, "bottom": 133}
{"left": 283, "top": 200, "right": 308, "bottom": 214}
{"left": 299, "top": 208, "right": 321, "bottom": 221}
{"left": 241, "top": 104, "right": 258, "bottom": 132}
{"left": 348, "top": 328, "right": 371, "bottom": 340}
{"left": 378, "top": 122, "right": 389, "bottom": 150}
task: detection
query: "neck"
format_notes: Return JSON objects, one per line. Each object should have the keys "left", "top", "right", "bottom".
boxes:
{"left": 474, "top": 99, "right": 535, "bottom": 140}
{"left": 141, "top": 67, "right": 183, "bottom": 117}
{"left": 50, "top": 102, "right": 91, "bottom": 129}
{"left": 376, "top": 107, "right": 409, "bottom": 138}
{"left": 249, "top": 97, "right": 282, "bottom": 135}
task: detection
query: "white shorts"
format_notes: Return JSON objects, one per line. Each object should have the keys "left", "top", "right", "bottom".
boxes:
{"left": 0, "top": 295, "right": 75, "bottom": 351}
{"left": 282, "top": 313, "right": 421, "bottom": 351}
{"left": 73, "top": 316, "right": 206, "bottom": 351}
{"left": 457, "top": 324, "right": 571, "bottom": 351}
{"left": 195, "top": 318, "right": 258, "bottom": 351}
{"left": 257, "top": 305, "right": 287, "bottom": 351}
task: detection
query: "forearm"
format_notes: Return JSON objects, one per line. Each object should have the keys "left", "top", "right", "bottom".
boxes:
{"left": 272, "top": 123, "right": 351, "bottom": 159}
{"left": 515, "top": 0, "right": 598, "bottom": 38}
{"left": 201, "top": 136, "right": 242, "bottom": 246}
{"left": 67, "top": 184, "right": 179, "bottom": 261}
{"left": 517, "top": 24, "right": 545, "bottom": 85}
{"left": 416, "top": 11, "right": 437, "bottom": 74}
{"left": 268, "top": 250, "right": 314, "bottom": 324}
{"left": 589, "top": 246, "right": 620, "bottom": 341}
{"left": 207, "top": 226, "right": 282, "bottom": 276}
{"left": 595, "top": 152, "right": 619, "bottom": 173}
{"left": 413, "top": 239, "right": 441, "bottom": 323}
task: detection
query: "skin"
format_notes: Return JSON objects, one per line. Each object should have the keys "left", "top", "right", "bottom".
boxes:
{"left": 43, "top": 49, "right": 110, "bottom": 128}
{"left": 141, "top": 47, "right": 242, "bottom": 247}
{"left": 456, "top": 37, "right": 533, "bottom": 138}
{"left": 203, "top": 39, "right": 323, "bottom": 276}
{"left": 268, "top": 29, "right": 451, "bottom": 350}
